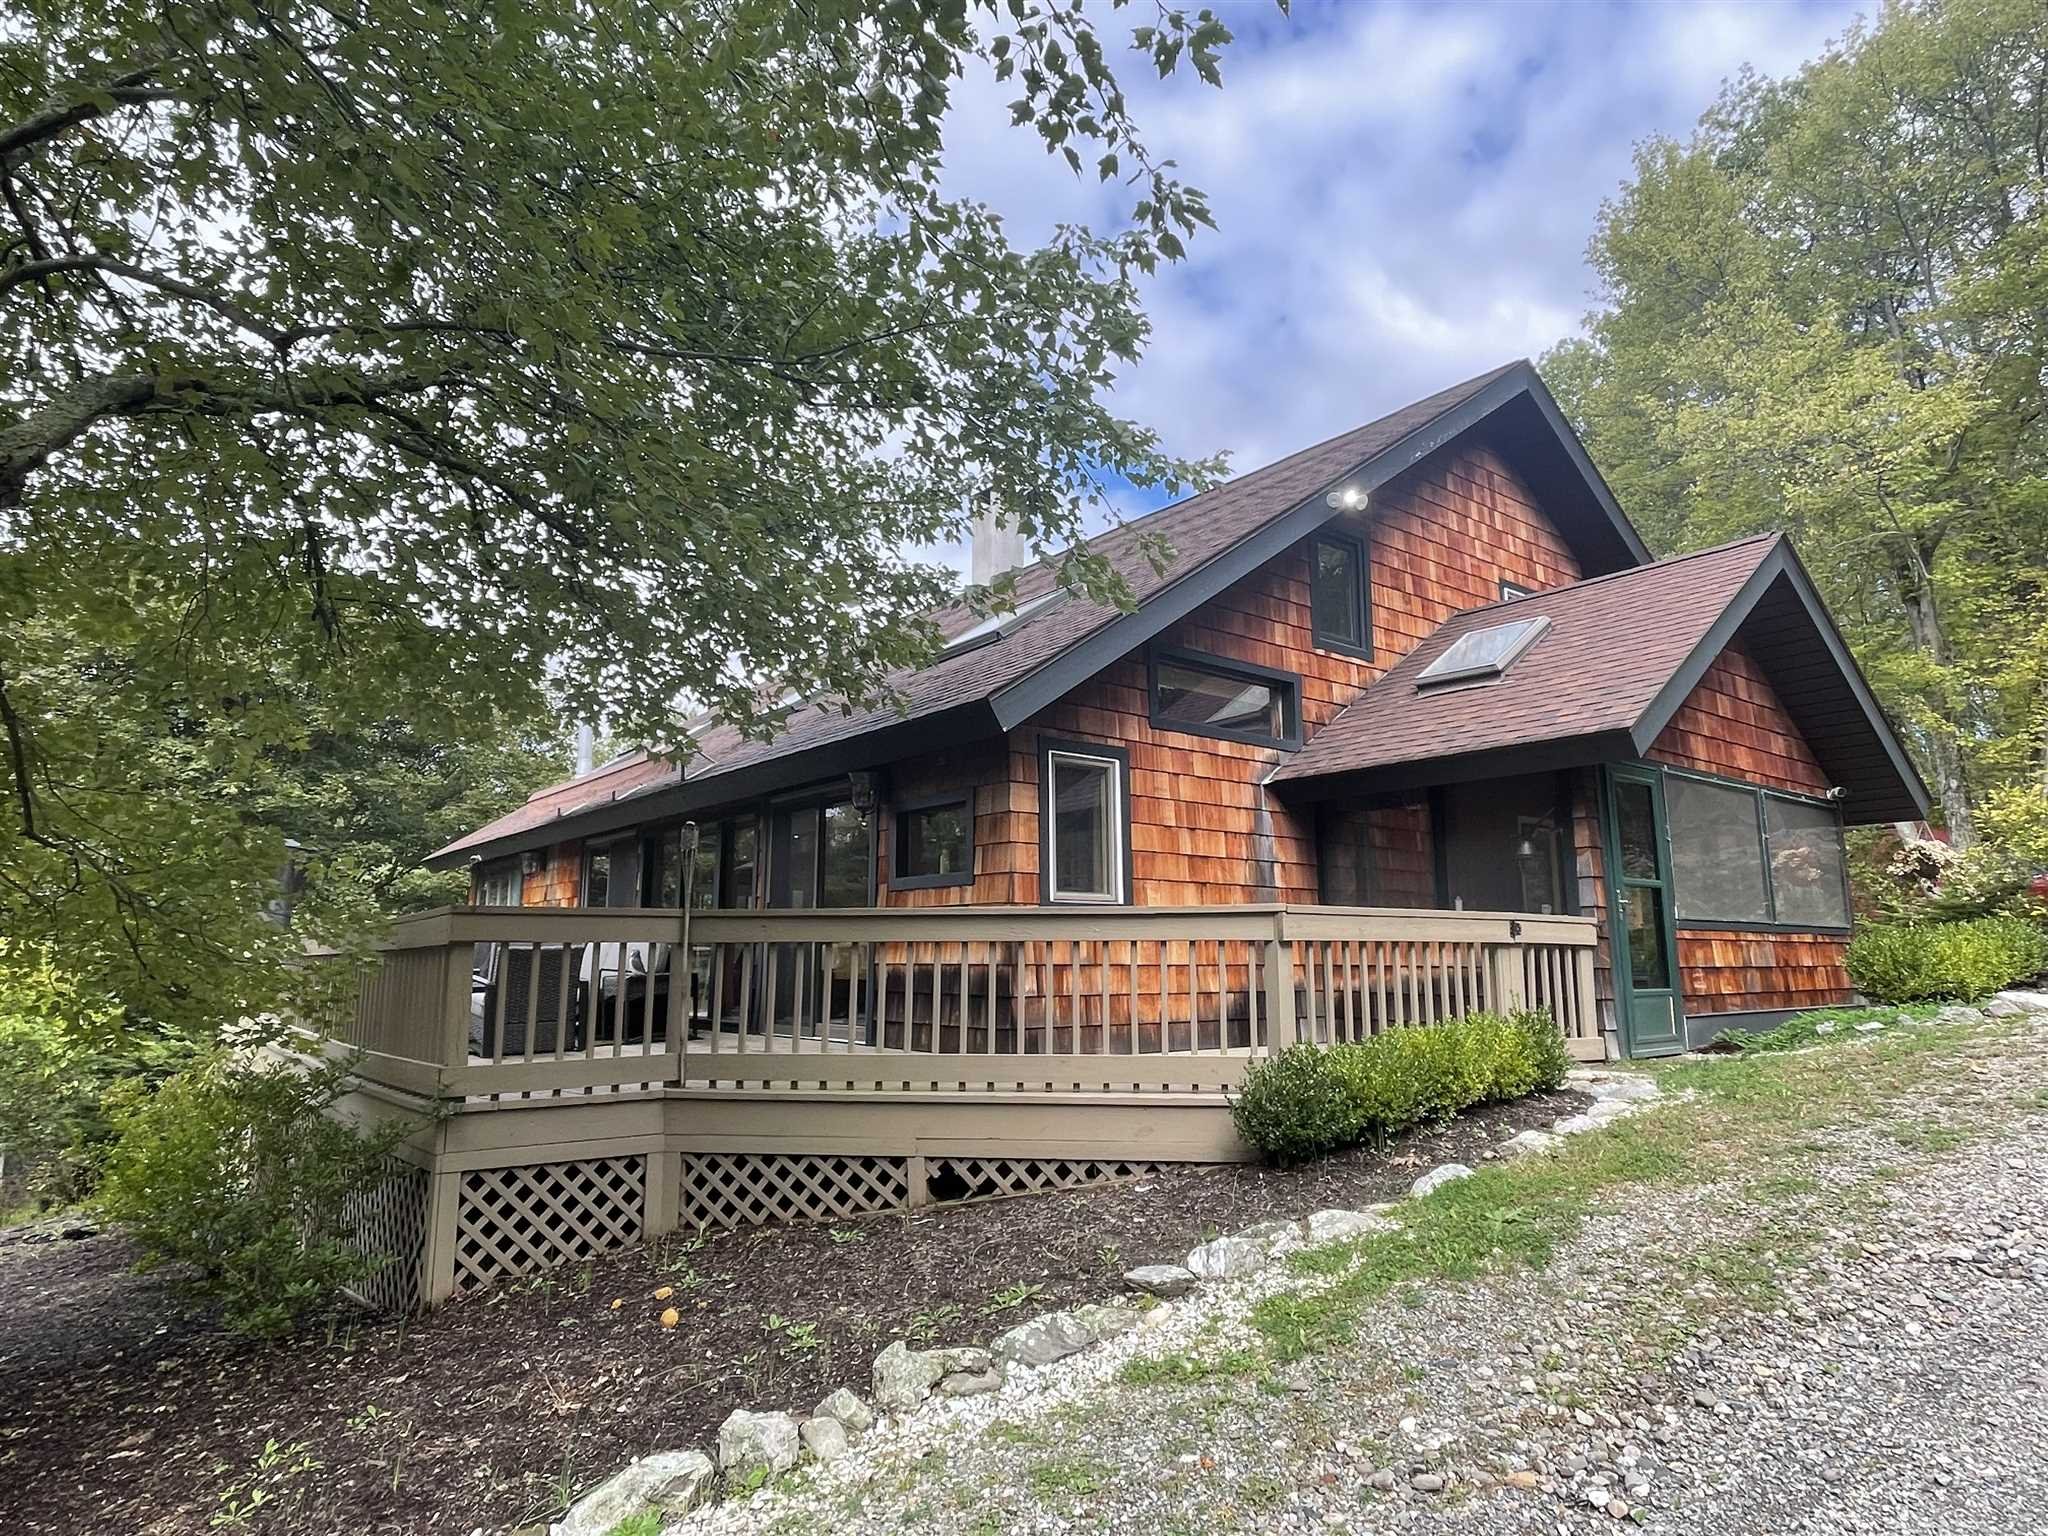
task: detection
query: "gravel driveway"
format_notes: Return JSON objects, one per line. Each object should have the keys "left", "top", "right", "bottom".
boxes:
{"left": 679, "top": 1015, "right": 2048, "bottom": 1536}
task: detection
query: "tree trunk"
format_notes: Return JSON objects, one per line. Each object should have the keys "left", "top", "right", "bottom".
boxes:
{"left": 1896, "top": 561, "right": 1976, "bottom": 845}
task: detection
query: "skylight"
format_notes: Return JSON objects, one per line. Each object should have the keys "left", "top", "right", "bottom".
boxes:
{"left": 1416, "top": 616, "right": 1551, "bottom": 687}
{"left": 937, "top": 588, "right": 1068, "bottom": 657}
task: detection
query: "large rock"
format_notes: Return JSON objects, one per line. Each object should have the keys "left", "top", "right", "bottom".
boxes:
{"left": 716, "top": 1409, "right": 801, "bottom": 1481}
{"left": 1238, "top": 1218, "right": 1304, "bottom": 1250}
{"left": 1186, "top": 1233, "right": 1268, "bottom": 1281}
{"left": 1499, "top": 1129, "right": 1560, "bottom": 1160}
{"left": 1411, "top": 1163, "right": 1473, "bottom": 1198}
{"left": 799, "top": 1416, "right": 849, "bottom": 1462}
{"left": 1992, "top": 989, "right": 2048, "bottom": 1014}
{"left": 993, "top": 1312, "right": 1097, "bottom": 1368}
{"left": 812, "top": 1386, "right": 874, "bottom": 1434}
{"left": 1123, "top": 1263, "right": 1197, "bottom": 1298}
{"left": 1582, "top": 1073, "right": 1658, "bottom": 1103}
{"left": 557, "top": 1450, "right": 715, "bottom": 1536}
{"left": 872, "top": 1341, "right": 997, "bottom": 1413}
{"left": 1305, "top": 1207, "right": 1397, "bottom": 1243}
{"left": 936, "top": 1361, "right": 1003, "bottom": 1396}
{"left": 1072, "top": 1302, "right": 1141, "bottom": 1341}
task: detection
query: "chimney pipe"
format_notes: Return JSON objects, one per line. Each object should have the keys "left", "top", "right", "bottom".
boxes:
{"left": 969, "top": 502, "right": 1029, "bottom": 588}
{"left": 574, "top": 723, "right": 596, "bottom": 776}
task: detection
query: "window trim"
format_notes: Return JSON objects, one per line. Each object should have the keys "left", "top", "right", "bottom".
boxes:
{"left": 475, "top": 858, "right": 522, "bottom": 907}
{"left": 1146, "top": 645, "right": 1302, "bottom": 751}
{"left": 890, "top": 791, "right": 976, "bottom": 891}
{"left": 580, "top": 838, "right": 620, "bottom": 907}
{"left": 1309, "top": 530, "right": 1373, "bottom": 660}
{"left": 1038, "top": 737, "right": 1132, "bottom": 906}
{"left": 1662, "top": 766, "right": 1852, "bottom": 934}
{"left": 1499, "top": 578, "right": 1534, "bottom": 601}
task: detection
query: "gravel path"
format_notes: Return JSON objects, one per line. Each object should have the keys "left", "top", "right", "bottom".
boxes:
{"left": 679, "top": 1015, "right": 2048, "bottom": 1536}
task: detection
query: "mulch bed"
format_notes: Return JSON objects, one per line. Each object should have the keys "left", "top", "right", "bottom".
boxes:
{"left": 0, "top": 1087, "right": 1583, "bottom": 1536}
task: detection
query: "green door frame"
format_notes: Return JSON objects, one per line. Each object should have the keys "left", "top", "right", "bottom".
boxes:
{"left": 1600, "top": 763, "right": 1686, "bottom": 1057}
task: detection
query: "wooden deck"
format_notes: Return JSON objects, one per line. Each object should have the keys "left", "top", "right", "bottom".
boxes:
{"left": 321, "top": 903, "right": 1601, "bottom": 1307}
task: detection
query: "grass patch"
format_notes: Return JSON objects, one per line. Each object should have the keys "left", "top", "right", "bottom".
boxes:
{"left": 1028, "top": 1454, "right": 1110, "bottom": 1500}
{"left": 1251, "top": 1014, "right": 2027, "bottom": 1367}
{"left": 1253, "top": 1122, "right": 1688, "bottom": 1360}
{"left": 982, "top": 1421, "right": 1049, "bottom": 1449}
{"left": 1117, "top": 1348, "right": 1262, "bottom": 1387}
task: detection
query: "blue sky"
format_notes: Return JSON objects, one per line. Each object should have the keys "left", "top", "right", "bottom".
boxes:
{"left": 931, "top": 0, "right": 1866, "bottom": 571}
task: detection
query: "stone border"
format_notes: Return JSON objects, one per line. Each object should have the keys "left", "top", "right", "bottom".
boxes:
{"left": 552, "top": 1069, "right": 1674, "bottom": 1535}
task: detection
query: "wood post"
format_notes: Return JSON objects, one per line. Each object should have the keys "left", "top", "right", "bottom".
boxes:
{"left": 1262, "top": 932, "right": 1296, "bottom": 1052}
{"left": 436, "top": 942, "right": 472, "bottom": 1088}
{"left": 906, "top": 1153, "right": 930, "bottom": 1208}
{"left": 420, "top": 1163, "right": 462, "bottom": 1307}
{"left": 1487, "top": 942, "right": 1529, "bottom": 1014}
{"left": 644, "top": 1149, "right": 680, "bottom": 1238}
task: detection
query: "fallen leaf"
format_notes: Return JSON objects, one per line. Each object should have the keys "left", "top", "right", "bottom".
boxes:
{"left": 653, "top": 1286, "right": 674, "bottom": 1301}
{"left": 659, "top": 1307, "right": 680, "bottom": 1329}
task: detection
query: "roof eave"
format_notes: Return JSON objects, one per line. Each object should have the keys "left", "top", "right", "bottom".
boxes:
{"left": 991, "top": 360, "right": 1625, "bottom": 731}
{"left": 423, "top": 698, "right": 1004, "bottom": 870}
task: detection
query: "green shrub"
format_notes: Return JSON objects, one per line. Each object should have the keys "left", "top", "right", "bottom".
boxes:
{"left": 1233, "top": 1010, "right": 1571, "bottom": 1163}
{"left": 95, "top": 1049, "right": 419, "bottom": 1336}
{"left": 1847, "top": 914, "right": 2048, "bottom": 1002}
{"left": 1227, "top": 1045, "right": 1363, "bottom": 1166}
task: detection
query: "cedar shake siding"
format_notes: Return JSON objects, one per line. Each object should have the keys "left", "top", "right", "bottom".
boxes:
{"left": 1647, "top": 644, "right": 1829, "bottom": 796}
{"left": 522, "top": 843, "right": 582, "bottom": 906}
{"left": 1016, "top": 439, "right": 1583, "bottom": 907}
{"left": 1649, "top": 642, "right": 1850, "bottom": 1019}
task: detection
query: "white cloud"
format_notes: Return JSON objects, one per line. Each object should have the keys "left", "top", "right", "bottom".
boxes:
{"left": 925, "top": 0, "right": 1867, "bottom": 577}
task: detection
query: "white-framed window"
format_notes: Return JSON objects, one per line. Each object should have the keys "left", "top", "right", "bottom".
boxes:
{"left": 1042, "top": 742, "right": 1127, "bottom": 904}
{"left": 476, "top": 859, "right": 522, "bottom": 906}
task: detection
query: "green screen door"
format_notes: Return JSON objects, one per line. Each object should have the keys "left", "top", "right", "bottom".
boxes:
{"left": 1604, "top": 765, "right": 1684, "bottom": 1057}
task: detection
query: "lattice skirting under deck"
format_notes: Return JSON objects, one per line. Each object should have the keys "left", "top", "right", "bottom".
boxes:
{"left": 680, "top": 1152, "right": 910, "bottom": 1231}
{"left": 927, "top": 1156, "right": 1161, "bottom": 1203}
{"left": 453, "top": 1154, "right": 647, "bottom": 1293}
{"left": 341, "top": 1160, "right": 429, "bottom": 1314}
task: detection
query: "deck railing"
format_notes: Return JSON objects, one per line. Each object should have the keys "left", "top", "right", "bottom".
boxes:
{"left": 333, "top": 904, "right": 1602, "bottom": 1104}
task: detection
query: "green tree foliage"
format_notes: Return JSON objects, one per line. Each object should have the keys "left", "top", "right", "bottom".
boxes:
{"left": 1546, "top": 0, "right": 2048, "bottom": 843}
{"left": 2, "top": 1, "right": 1240, "bottom": 1026}
{"left": 244, "top": 710, "right": 570, "bottom": 915}
{"left": 0, "top": 939, "right": 189, "bottom": 1211}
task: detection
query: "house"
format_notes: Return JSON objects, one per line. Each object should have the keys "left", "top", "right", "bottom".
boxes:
{"left": 334, "top": 359, "right": 1926, "bottom": 1308}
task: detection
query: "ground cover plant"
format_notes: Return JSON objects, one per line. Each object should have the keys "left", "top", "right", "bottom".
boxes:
{"left": 1229, "top": 1010, "right": 1571, "bottom": 1165}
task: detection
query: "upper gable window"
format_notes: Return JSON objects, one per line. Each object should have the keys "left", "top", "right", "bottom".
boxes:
{"left": 1499, "top": 579, "right": 1534, "bottom": 601}
{"left": 1148, "top": 648, "right": 1301, "bottom": 749}
{"left": 1418, "top": 617, "right": 1550, "bottom": 688}
{"left": 1310, "top": 532, "right": 1371, "bottom": 659}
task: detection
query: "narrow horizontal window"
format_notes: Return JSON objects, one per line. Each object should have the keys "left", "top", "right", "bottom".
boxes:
{"left": 1148, "top": 649, "right": 1300, "bottom": 748}
{"left": 1310, "top": 532, "right": 1371, "bottom": 657}
{"left": 893, "top": 794, "right": 974, "bottom": 889}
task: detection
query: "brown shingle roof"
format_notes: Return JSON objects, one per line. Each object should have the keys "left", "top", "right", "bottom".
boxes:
{"left": 432, "top": 360, "right": 1546, "bottom": 864}
{"left": 1271, "top": 535, "right": 1785, "bottom": 786}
